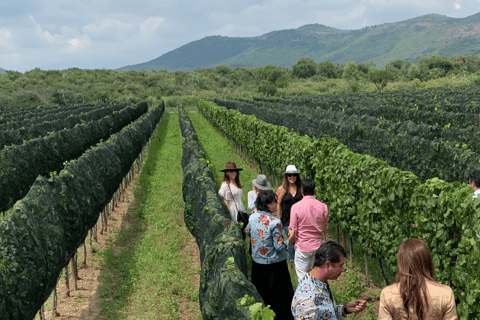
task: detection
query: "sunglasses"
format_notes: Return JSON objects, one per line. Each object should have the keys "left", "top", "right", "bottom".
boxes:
{"left": 286, "top": 173, "right": 297, "bottom": 177}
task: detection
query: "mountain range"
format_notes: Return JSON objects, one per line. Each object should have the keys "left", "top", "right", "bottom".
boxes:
{"left": 118, "top": 13, "right": 480, "bottom": 71}
{"left": 0, "top": 68, "right": 6, "bottom": 74}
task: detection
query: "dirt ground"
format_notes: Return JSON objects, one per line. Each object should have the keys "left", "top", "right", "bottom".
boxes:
{"left": 38, "top": 175, "right": 201, "bottom": 320}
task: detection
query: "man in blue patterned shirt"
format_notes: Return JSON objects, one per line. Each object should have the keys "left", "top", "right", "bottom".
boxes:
{"left": 291, "top": 241, "right": 366, "bottom": 319}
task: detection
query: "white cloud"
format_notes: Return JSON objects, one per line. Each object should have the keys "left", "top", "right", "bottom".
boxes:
{"left": 454, "top": 3, "right": 461, "bottom": 9}
{"left": 63, "top": 34, "right": 92, "bottom": 53}
{"left": 139, "top": 16, "right": 165, "bottom": 38}
{"left": 214, "top": 24, "right": 235, "bottom": 36}
{"left": 0, "top": 28, "right": 15, "bottom": 50}
{"left": 83, "top": 19, "right": 135, "bottom": 41}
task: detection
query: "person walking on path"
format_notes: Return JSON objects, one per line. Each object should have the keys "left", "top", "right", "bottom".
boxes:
{"left": 378, "top": 238, "right": 458, "bottom": 320}
{"left": 247, "top": 174, "right": 271, "bottom": 214}
{"left": 246, "top": 190, "right": 294, "bottom": 320}
{"left": 218, "top": 162, "right": 245, "bottom": 222}
{"left": 276, "top": 164, "right": 302, "bottom": 268}
{"left": 288, "top": 178, "right": 328, "bottom": 283}
{"left": 291, "top": 241, "right": 366, "bottom": 319}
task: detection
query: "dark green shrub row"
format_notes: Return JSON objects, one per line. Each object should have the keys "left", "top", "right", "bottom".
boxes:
{"left": 0, "top": 102, "right": 164, "bottom": 320}
{"left": 179, "top": 109, "right": 264, "bottom": 319}
{"left": 241, "top": 97, "right": 480, "bottom": 150}
{"left": 255, "top": 85, "right": 480, "bottom": 118}
{"left": 0, "top": 102, "right": 129, "bottom": 149}
{"left": 214, "top": 98, "right": 480, "bottom": 183}
{"left": 198, "top": 99, "right": 480, "bottom": 318}
{"left": 0, "top": 102, "right": 148, "bottom": 213}
{"left": 0, "top": 104, "right": 104, "bottom": 130}
{"left": 0, "top": 104, "right": 65, "bottom": 123}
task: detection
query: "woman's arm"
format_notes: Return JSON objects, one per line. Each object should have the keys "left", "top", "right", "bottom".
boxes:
{"left": 443, "top": 287, "right": 458, "bottom": 320}
{"left": 276, "top": 186, "right": 284, "bottom": 220}
{"left": 247, "top": 191, "right": 256, "bottom": 213}
{"left": 219, "top": 183, "right": 230, "bottom": 208}
{"left": 377, "top": 289, "right": 394, "bottom": 320}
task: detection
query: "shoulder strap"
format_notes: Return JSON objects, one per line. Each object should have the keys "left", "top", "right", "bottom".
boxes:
{"left": 227, "top": 183, "right": 240, "bottom": 212}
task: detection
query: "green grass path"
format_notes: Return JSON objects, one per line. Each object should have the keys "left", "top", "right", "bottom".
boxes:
{"left": 97, "top": 112, "right": 201, "bottom": 320}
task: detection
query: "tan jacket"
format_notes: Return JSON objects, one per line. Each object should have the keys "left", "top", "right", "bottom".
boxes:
{"left": 378, "top": 281, "right": 458, "bottom": 320}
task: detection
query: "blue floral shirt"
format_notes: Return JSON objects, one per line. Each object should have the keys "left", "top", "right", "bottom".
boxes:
{"left": 291, "top": 274, "right": 345, "bottom": 319}
{"left": 245, "top": 210, "right": 287, "bottom": 264}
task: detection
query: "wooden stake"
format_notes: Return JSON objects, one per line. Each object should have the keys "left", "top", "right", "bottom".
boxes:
{"left": 84, "top": 242, "right": 87, "bottom": 268}
{"left": 40, "top": 305, "right": 45, "bottom": 320}
{"left": 363, "top": 249, "right": 369, "bottom": 281}
{"left": 72, "top": 254, "right": 78, "bottom": 290}
{"left": 342, "top": 232, "right": 346, "bottom": 251}
{"left": 52, "top": 286, "right": 59, "bottom": 317}
{"left": 64, "top": 264, "right": 70, "bottom": 297}
{"left": 379, "top": 257, "right": 389, "bottom": 286}
{"left": 349, "top": 235, "right": 354, "bottom": 267}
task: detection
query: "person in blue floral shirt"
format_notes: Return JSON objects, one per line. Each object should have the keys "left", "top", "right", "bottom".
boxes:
{"left": 291, "top": 241, "right": 367, "bottom": 319}
{"left": 245, "top": 190, "right": 294, "bottom": 320}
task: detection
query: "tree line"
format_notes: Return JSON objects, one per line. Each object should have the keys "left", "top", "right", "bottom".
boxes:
{"left": 1, "top": 54, "right": 480, "bottom": 107}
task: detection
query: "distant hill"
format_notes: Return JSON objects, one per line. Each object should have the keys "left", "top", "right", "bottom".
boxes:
{"left": 0, "top": 68, "right": 6, "bottom": 74}
{"left": 118, "top": 13, "right": 480, "bottom": 71}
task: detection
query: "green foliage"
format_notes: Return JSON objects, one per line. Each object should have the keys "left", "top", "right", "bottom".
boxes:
{"left": 239, "top": 295, "right": 276, "bottom": 320}
{"left": 316, "top": 60, "right": 337, "bottom": 79}
{"left": 368, "top": 69, "right": 396, "bottom": 92}
{"left": 257, "top": 80, "right": 277, "bottom": 96}
{"left": 0, "top": 103, "right": 164, "bottom": 319}
{"left": 292, "top": 58, "right": 317, "bottom": 79}
{"left": 198, "top": 99, "right": 480, "bottom": 318}
{"left": 178, "top": 109, "right": 264, "bottom": 319}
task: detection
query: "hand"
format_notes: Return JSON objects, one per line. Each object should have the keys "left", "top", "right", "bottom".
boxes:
{"left": 346, "top": 299, "right": 367, "bottom": 314}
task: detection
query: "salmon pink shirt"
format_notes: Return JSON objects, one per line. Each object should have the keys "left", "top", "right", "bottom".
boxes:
{"left": 289, "top": 195, "right": 328, "bottom": 253}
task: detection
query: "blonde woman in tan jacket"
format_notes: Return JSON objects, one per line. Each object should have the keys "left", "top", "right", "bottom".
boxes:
{"left": 378, "top": 238, "right": 458, "bottom": 320}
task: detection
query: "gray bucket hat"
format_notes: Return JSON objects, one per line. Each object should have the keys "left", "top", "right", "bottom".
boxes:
{"left": 252, "top": 174, "right": 271, "bottom": 190}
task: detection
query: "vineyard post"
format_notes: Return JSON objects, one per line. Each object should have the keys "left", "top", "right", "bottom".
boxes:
{"left": 342, "top": 232, "right": 346, "bottom": 252}
{"left": 64, "top": 264, "right": 70, "bottom": 297}
{"left": 52, "top": 286, "right": 59, "bottom": 317}
{"left": 72, "top": 254, "right": 78, "bottom": 290}
{"left": 83, "top": 242, "right": 87, "bottom": 268}
{"left": 99, "top": 211, "right": 104, "bottom": 235}
{"left": 40, "top": 304, "right": 45, "bottom": 320}
{"left": 363, "top": 249, "right": 369, "bottom": 281}
{"left": 89, "top": 230, "right": 93, "bottom": 250}
{"left": 378, "top": 257, "right": 389, "bottom": 286}
{"left": 349, "top": 235, "right": 354, "bottom": 267}
{"left": 336, "top": 221, "right": 340, "bottom": 244}
{"left": 103, "top": 208, "right": 108, "bottom": 233}
{"left": 94, "top": 223, "right": 98, "bottom": 242}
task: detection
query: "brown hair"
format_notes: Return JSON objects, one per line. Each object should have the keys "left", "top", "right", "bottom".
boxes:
{"left": 396, "top": 238, "right": 435, "bottom": 320}
{"left": 222, "top": 171, "right": 242, "bottom": 189}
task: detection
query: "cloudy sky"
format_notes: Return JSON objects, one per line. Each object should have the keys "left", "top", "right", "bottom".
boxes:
{"left": 1, "top": 0, "right": 479, "bottom": 72}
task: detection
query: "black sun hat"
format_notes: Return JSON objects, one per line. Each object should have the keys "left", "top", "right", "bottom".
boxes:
{"left": 220, "top": 162, "right": 243, "bottom": 172}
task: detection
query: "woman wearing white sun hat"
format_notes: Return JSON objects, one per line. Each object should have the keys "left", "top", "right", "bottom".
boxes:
{"left": 276, "top": 165, "right": 303, "bottom": 268}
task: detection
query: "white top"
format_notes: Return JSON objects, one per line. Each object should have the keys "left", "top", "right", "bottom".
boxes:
{"left": 247, "top": 190, "right": 257, "bottom": 213}
{"left": 218, "top": 182, "right": 245, "bottom": 221}
{"left": 473, "top": 189, "right": 480, "bottom": 199}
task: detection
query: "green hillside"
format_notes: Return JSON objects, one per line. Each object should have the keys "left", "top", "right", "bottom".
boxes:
{"left": 119, "top": 13, "right": 480, "bottom": 71}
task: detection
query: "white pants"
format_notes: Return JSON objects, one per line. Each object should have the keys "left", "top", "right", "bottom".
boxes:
{"left": 294, "top": 249, "right": 316, "bottom": 283}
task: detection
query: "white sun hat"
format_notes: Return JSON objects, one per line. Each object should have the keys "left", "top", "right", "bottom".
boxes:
{"left": 284, "top": 165, "right": 299, "bottom": 174}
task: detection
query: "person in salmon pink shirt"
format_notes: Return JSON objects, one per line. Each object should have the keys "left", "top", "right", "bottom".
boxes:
{"left": 245, "top": 190, "right": 294, "bottom": 320}
{"left": 288, "top": 178, "right": 329, "bottom": 283}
